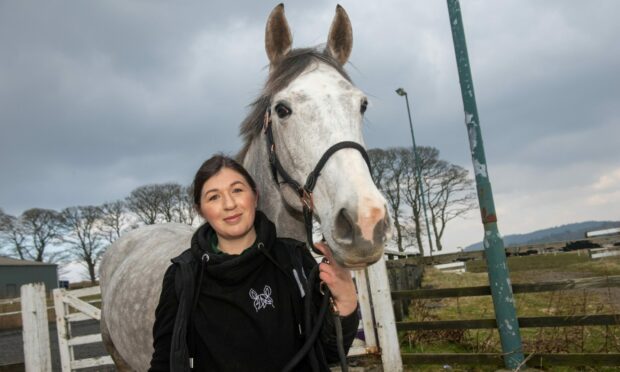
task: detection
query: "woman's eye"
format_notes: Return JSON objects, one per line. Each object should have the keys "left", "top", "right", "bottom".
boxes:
{"left": 207, "top": 194, "right": 219, "bottom": 202}
{"left": 360, "top": 99, "right": 368, "bottom": 114}
{"left": 275, "top": 103, "right": 292, "bottom": 119}
{"left": 232, "top": 188, "right": 244, "bottom": 193}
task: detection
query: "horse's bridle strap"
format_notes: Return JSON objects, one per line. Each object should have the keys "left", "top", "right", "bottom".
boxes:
{"left": 263, "top": 108, "right": 371, "bottom": 255}
{"left": 263, "top": 109, "right": 371, "bottom": 198}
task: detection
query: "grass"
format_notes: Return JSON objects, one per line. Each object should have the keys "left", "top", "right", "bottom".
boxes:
{"left": 401, "top": 252, "right": 620, "bottom": 370}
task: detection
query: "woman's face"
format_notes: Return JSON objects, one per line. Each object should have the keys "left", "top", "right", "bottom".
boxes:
{"left": 199, "top": 167, "right": 257, "bottom": 243}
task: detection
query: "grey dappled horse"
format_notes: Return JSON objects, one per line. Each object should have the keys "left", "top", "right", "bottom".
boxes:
{"left": 99, "top": 5, "right": 391, "bottom": 370}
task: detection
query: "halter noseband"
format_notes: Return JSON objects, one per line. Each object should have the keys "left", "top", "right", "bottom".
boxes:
{"left": 262, "top": 108, "right": 372, "bottom": 255}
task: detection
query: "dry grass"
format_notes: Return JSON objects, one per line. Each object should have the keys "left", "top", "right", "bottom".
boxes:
{"left": 401, "top": 252, "right": 620, "bottom": 370}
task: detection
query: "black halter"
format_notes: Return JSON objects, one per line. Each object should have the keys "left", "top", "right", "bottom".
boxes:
{"left": 262, "top": 108, "right": 371, "bottom": 255}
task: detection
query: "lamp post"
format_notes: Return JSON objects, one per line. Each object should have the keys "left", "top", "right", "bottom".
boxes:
{"left": 395, "top": 88, "right": 434, "bottom": 257}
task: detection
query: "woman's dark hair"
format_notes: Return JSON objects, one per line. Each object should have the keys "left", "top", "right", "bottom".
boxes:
{"left": 192, "top": 154, "right": 257, "bottom": 207}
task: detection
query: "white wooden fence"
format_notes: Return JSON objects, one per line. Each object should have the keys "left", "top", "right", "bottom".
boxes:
{"left": 52, "top": 286, "right": 114, "bottom": 371}
{"left": 589, "top": 246, "right": 620, "bottom": 260}
{"left": 21, "top": 283, "right": 52, "bottom": 372}
{"left": 316, "top": 255, "right": 402, "bottom": 370}
{"left": 434, "top": 261, "right": 466, "bottom": 273}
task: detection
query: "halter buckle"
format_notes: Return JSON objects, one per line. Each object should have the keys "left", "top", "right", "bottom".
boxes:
{"left": 300, "top": 189, "right": 314, "bottom": 211}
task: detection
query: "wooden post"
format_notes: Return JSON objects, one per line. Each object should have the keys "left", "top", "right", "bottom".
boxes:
{"left": 367, "top": 256, "right": 403, "bottom": 371}
{"left": 53, "top": 288, "right": 72, "bottom": 372}
{"left": 21, "top": 283, "right": 52, "bottom": 372}
{"left": 353, "top": 269, "right": 378, "bottom": 352}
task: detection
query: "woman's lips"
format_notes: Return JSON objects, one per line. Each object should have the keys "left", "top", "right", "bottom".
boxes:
{"left": 224, "top": 213, "right": 242, "bottom": 223}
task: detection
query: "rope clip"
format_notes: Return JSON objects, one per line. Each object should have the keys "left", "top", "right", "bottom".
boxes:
{"left": 300, "top": 189, "right": 314, "bottom": 211}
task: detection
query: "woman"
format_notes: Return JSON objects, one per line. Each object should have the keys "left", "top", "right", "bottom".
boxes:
{"left": 149, "top": 155, "right": 359, "bottom": 372}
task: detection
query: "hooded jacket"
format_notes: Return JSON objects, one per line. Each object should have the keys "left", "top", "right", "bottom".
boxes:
{"left": 149, "top": 211, "right": 359, "bottom": 372}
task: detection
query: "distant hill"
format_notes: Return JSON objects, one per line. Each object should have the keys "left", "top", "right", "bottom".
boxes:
{"left": 463, "top": 220, "right": 620, "bottom": 252}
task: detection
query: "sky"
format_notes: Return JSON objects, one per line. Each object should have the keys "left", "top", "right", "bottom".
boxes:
{"left": 1, "top": 0, "right": 619, "bottom": 258}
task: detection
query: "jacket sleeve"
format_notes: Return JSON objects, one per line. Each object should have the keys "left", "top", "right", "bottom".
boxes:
{"left": 299, "top": 248, "right": 360, "bottom": 364}
{"left": 148, "top": 264, "right": 178, "bottom": 372}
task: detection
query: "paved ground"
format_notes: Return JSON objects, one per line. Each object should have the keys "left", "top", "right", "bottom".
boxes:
{"left": 0, "top": 319, "right": 116, "bottom": 371}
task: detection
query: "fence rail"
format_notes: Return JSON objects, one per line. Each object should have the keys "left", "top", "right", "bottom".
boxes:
{"left": 53, "top": 286, "right": 114, "bottom": 371}
{"left": 398, "top": 314, "right": 620, "bottom": 331}
{"left": 401, "top": 353, "right": 620, "bottom": 367}
{"left": 590, "top": 246, "right": 620, "bottom": 259}
{"left": 392, "top": 275, "right": 620, "bottom": 300}
{"left": 396, "top": 274, "right": 620, "bottom": 367}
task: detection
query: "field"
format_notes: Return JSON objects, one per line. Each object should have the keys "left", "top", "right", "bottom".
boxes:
{"left": 401, "top": 251, "right": 620, "bottom": 371}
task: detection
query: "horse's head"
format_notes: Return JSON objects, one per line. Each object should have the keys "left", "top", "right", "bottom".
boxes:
{"left": 241, "top": 4, "right": 392, "bottom": 268}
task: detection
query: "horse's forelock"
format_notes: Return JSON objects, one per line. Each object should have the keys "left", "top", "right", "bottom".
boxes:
{"left": 237, "top": 47, "right": 351, "bottom": 161}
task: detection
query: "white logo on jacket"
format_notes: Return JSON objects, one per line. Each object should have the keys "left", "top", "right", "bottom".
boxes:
{"left": 249, "top": 285, "right": 275, "bottom": 312}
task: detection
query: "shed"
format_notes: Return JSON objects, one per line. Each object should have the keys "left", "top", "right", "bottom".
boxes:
{"left": 0, "top": 256, "right": 58, "bottom": 298}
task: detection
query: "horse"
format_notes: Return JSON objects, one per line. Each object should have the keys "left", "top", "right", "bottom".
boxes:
{"left": 99, "top": 4, "right": 391, "bottom": 371}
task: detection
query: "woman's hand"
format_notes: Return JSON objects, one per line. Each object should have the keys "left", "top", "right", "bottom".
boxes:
{"left": 314, "top": 242, "right": 358, "bottom": 317}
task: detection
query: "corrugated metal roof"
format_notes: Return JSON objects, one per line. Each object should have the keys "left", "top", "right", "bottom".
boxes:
{"left": 0, "top": 256, "right": 57, "bottom": 266}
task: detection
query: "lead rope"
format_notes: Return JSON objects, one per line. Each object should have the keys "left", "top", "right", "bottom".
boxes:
{"left": 188, "top": 253, "right": 209, "bottom": 370}
{"left": 264, "top": 109, "right": 358, "bottom": 372}
{"left": 282, "top": 265, "right": 329, "bottom": 372}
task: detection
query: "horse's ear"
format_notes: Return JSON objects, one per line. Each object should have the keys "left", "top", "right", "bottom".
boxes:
{"left": 326, "top": 5, "right": 353, "bottom": 65}
{"left": 265, "top": 4, "right": 292, "bottom": 66}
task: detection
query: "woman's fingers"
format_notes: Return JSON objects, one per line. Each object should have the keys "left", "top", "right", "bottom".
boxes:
{"left": 313, "top": 241, "right": 357, "bottom": 314}
{"left": 314, "top": 241, "right": 333, "bottom": 261}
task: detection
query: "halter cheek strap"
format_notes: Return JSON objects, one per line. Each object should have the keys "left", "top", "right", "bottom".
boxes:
{"left": 262, "top": 108, "right": 372, "bottom": 254}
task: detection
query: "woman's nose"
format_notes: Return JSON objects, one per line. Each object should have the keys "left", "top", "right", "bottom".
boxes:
{"left": 223, "top": 193, "right": 237, "bottom": 209}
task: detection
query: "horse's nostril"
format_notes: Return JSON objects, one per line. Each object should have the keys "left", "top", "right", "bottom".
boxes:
{"left": 376, "top": 211, "right": 391, "bottom": 243}
{"left": 334, "top": 208, "right": 354, "bottom": 245}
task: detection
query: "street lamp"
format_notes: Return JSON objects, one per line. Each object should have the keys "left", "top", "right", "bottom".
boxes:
{"left": 395, "top": 87, "right": 434, "bottom": 256}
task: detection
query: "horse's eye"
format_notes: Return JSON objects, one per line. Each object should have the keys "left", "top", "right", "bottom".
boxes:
{"left": 360, "top": 99, "right": 368, "bottom": 114}
{"left": 275, "top": 103, "right": 292, "bottom": 119}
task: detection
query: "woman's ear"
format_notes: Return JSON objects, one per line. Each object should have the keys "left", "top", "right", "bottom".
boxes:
{"left": 255, "top": 190, "right": 259, "bottom": 208}
{"left": 195, "top": 204, "right": 204, "bottom": 219}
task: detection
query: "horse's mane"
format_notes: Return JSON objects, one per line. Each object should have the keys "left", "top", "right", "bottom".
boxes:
{"left": 236, "top": 47, "right": 352, "bottom": 161}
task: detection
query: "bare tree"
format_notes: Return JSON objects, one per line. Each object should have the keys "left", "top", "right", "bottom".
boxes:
{"left": 401, "top": 146, "right": 440, "bottom": 256}
{"left": 126, "top": 184, "right": 164, "bottom": 225}
{"left": 368, "top": 148, "right": 411, "bottom": 252}
{"left": 19, "top": 208, "right": 64, "bottom": 262}
{"left": 126, "top": 183, "right": 197, "bottom": 226}
{"left": 371, "top": 146, "right": 477, "bottom": 255}
{"left": 0, "top": 209, "right": 28, "bottom": 259}
{"left": 425, "top": 162, "right": 476, "bottom": 251}
{"left": 158, "top": 183, "right": 183, "bottom": 223}
{"left": 61, "top": 206, "right": 105, "bottom": 283}
{"left": 174, "top": 185, "right": 197, "bottom": 226}
{"left": 100, "top": 200, "right": 128, "bottom": 244}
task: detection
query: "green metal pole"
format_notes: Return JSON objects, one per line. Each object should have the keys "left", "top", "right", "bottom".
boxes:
{"left": 446, "top": 1, "right": 525, "bottom": 369}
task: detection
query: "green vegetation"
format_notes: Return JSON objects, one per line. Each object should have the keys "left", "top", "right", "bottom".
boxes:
{"left": 467, "top": 250, "right": 620, "bottom": 278}
{"left": 402, "top": 252, "right": 620, "bottom": 370}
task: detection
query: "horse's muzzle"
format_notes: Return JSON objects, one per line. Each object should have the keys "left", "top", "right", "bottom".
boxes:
{"left": 332, "top": 205, "right": 391, "bottom": 266}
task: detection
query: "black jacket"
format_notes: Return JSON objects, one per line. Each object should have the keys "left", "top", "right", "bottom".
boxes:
{"left": 149, "top": 211, "right": 359, "bottom": 372}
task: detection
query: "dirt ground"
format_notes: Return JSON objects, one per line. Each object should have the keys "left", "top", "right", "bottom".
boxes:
{"left": 0, "top": 319, "right": 115, "bottom": 371}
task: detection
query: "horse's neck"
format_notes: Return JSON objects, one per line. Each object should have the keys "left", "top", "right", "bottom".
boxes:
{"left": 242, "top": 138, "right": 306, "bottom": 241}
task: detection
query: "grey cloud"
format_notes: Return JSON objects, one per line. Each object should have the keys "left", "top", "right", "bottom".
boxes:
{"left": 1, "top": 1, "right": 618, "bottom": 247}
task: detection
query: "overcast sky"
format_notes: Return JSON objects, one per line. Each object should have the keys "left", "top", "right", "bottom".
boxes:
{"left": 1, "top": 1, "right": 619, "bottom": 252}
